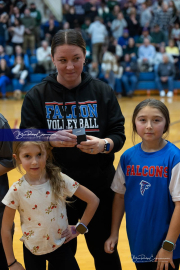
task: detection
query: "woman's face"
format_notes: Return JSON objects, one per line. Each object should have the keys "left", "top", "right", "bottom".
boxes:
{"left": 15, "top": 45, "right": 22, "bottom": 54}
{"left": 0, "top": 45, "right": 4, "bottom": 54}
{"left": 169, "top": 40, "right": 174, "bottom": 47}
{"left": 129, "top": 38, "right": 134, "bottom": 47}
{"left": 0, "top": 59, "right": 6, "bottom": 68}
{"left": 13, "top": 7, "right": 19, "bottom": 14}
{"left": 51, "top": 44, "right": 85, "bottom": 89}
{"left": 14, "top": 19, "right": 19, "bottom": 26}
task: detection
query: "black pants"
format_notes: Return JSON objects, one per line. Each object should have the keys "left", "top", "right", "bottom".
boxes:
{"left": 135, "top": 258, "right": 180, "bottom": 270}
{"left": 0, "top": 241, "right": 8, "bottom": 270}
{"left": 23, "top": 243, "right": 80, "bottom": 270}
{"left": 49, "top": 188, "right": 121, "bottom": 270}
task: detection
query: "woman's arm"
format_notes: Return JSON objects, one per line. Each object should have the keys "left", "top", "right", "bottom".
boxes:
{"left": 0, "top": 164, "right": 14, "bottom": 176}
{"left": 155, "top": 201, "right": 180, "bottom": 270}
{"left": 61, "top": 185, "right": 99, "bottom": 243}
{"left": 104, "top": 193, "right": 125, "bottom": 253}
{"left": 1, "top": 206, "right": 25, "bottom": 269}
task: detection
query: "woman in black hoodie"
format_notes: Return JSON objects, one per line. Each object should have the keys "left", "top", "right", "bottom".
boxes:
{"left": 20, "top": 29, "right": 126, "bottom": 270}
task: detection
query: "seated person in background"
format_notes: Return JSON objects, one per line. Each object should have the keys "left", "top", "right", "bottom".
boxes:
{"left": 111, "top": 11, "right": 127, "bottom": 40}
{"left": 123, "top": 37, "right": 138, "bottom": 58}
{"left": 140, "top": 2, "right": 152, "bottom": 29}
{"left": 11, "top": 55, "right": 28, "bottom": 100}
{"left": 121, "top": 53, "right": 139, "bottom": 97}
{"left": 0, "top": 12, "right": 8, "bottom": 48}
{"left": 88, "top": 61, "right": 99, "bottom": 79}
{"left": 64, "top": 5, "right": 78, "bottom": 29}
{"left": 126, "top": 7, "right": 141, "bottom": 40}
{"left": 8, "top": 18, "right": 25, "bottom": 54}
{"left": 154, "top": 45, "right": 174, "bottom": 74}
{"left": 81, "top": 17, "right": 91, "bottom": 32}
{"left": 36, "top": 40, "right": 54, "bottom": 73}
{"left": 171, "top": 22, "right": 180, "bottom": 43}
{"left": 13, "top": 0, "right": 27, "bottom": 14}
{"left": 155, "top": 54, "right": 176, "bottom": 97}
{"left": 166, "top": 39, "right": 179, "bottom": 58}
{"left": 44, "top": 18, "right": 60, "bottom": 45}
{"left": 109, "top": 36, "right": 123, "bottom": 62}
{"left": 101, "top": 44, "right": 123, "bottom": 97}
{"left": 136, "top": 27, "right": 153, "bottom": 46}
{"left": 9, "top": 6, "right": 22, "bottom": 26}
{"left": 118, "top": 29, "right": 130, "bottom": 50}
{"left": 0, "top": 45, "right": 10, "bottom": 67}
{"left": 166, "top": 39, "right": 180, "bottom": 70}
{"left": 74, "top": 23, "right": 91, "bottom": 49}
{"left": 10, "top": 45, "right": 29, "bottom": 70}
{"left": 150, "top": 24, "right": 166, "bottom": 49}
{"left": 21, "top": 8, "right": 36, "bottom": 55}
{"left": 63, "top": 21, "right": 70, "bottom": 30}
{"left": 137, "top": 38, "right": 156, "bottom": 71}
{"left": 0, "top": 59, "right": 12, "bottom": 100}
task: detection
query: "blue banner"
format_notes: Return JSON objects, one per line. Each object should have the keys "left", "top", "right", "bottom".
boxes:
{"left": 0, "top": 129, "right": 62, "bottom": 141}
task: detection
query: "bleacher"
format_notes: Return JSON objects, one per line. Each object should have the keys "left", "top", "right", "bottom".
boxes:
{"left": 4, "top": 71, "right": 180, "bottom": 97}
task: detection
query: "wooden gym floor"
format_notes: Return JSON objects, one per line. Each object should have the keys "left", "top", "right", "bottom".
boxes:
{"left": 0, "top": 95, "right": 180, "bottom": 269}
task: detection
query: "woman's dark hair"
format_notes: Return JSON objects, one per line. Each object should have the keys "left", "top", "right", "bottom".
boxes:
{"left": 107, "top": 44, "right": 116, "bottom": 54}
{"left": 51, "top": 29, "right": 86, "bottom": 57}
{"left": 14, "top": 17, "right": 22, "bottom": 26}
{"left": 132, "top": 99, "right": 170, "bottom": 143}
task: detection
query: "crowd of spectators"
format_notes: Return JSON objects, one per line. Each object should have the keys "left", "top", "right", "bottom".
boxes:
{"left": 1, "top": 0, "right": 180, "bottom": 99}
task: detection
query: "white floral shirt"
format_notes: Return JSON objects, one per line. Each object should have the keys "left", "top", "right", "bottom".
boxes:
{"left": 2, "top": 173, "right": 79, "bottom": 255}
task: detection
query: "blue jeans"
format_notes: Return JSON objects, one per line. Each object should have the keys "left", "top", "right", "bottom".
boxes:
{"left": 155, "top": 75, "right": 174, "bottom": 92}
{"left": 12, "top": 78, "right": 25, "bottom": 91}
{"left": 0, "top": 75, "right": 11, "bottom": 97}
{"left": 121, "top": 74, "right": 138, "bottom": 93}
{"left": 98, "top": 73, "right": 122, "bottom": 93}
{"left": 114, "top": 78, "right": 122, "bottom": 93}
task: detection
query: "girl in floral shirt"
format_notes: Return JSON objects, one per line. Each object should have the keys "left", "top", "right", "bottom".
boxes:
{"left": 1, "top": 140, "right": 99, "bottom": 270}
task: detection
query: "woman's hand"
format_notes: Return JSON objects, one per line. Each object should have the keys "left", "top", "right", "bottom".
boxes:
{"left": 9, "top": 261, "right": 25, "bottom": 270}
{"left": 76, "top": 135, "right": 105, "bottom": 154}
{"left": 155, "top": 248, "right": 175, "bottom": 270}
{"left": 19, "top": 79, "right": 25, "bottom": 85}
{"left": 61, "top": 225, "right": 79, "bottom": 244}
{"left": 104, "top": 235, "right": 118, "bottom": 254}
{"left": 49, "top": 130, "right": 77, "bottom": 148}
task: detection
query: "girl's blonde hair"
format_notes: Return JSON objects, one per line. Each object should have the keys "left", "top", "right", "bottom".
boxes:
{"left": 13, "top": 140, "right": 68, "bottom": 203}
{"left": 132, "top": 99, "right": 170, "bottom": 144}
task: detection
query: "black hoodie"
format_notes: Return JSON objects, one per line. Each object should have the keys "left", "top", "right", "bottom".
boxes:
{"left": 20, "top": 72, "right": 125, "bottom": 193}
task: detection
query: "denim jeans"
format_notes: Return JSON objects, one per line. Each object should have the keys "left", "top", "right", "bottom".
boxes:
{"left": 121, "top": 73, "right": 138, "bottom": 93}
{"left": 12, "top": 79, "right": 25, "bottom": 91}
{"left": 114, "top": 78, "right": 122, "bottom": 93}
{"left": 0, "top": 76, "right": 11, "bottom": 97}
{"left": 155, "top": 76, "right": 174, "bottom": 92}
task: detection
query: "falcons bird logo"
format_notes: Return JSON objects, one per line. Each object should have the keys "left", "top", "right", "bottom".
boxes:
{"left": 139, "top": 180, "right": 151, "bottom": 196}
